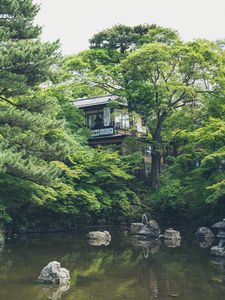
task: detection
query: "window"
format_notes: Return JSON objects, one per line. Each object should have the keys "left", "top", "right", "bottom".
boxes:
{"left": 87, "top": 113, "right": 103, "bottom": 129}
{"left": 115, "top": 111, "right": 129, "bottom": 129}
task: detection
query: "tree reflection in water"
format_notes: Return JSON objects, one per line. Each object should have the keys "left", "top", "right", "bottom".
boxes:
{"left": 0, "top": 232, "right": 224, "bottom": 300}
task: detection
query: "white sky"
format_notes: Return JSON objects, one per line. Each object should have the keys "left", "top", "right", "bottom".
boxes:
{"left": 34, "top": 0, "right": 225, "bottom": 55}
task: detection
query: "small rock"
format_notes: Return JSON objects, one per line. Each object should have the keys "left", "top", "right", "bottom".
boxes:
{"left": 195, "top": 227, "right": 214, "bottom": 241}
{"left": 164, "top": 229, "right": 181, "bottom": 240}
{"left": 138, "top": 220, "right": 160, "bottom": 238}
{"left": 195, "top": 227, "right": 214, "bottom": 248}
{"left": 87, "top": 231, "right": 111, "bottom": 242}
{"left": 38, "top": 261, "right": 70, "bottom": 285}
{"left": 211, "top": 246, "right": 225, "bottom": 258}
{"left": 130, "top": 223, "right": 144, "bottom": 235}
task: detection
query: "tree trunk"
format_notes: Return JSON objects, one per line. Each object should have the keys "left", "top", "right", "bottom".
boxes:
{"left": 150, "top": 150, "right": 161, "bottom": 190}
{"left": 150, "top": 117, "right": 165, "bottom": 190}
{"left": 148, "top": 110, "right": 167, "bottom": 190}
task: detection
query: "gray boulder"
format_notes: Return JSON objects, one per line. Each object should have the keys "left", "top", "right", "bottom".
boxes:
{"left": 130, "top": 223, "right": 144, "bottom": 235}
{"left": 87, "top": 231, "right": 111, "bottom": 242}
{"left": 195, "top": 227, "right": 214, "bottom": 248}
{"left": 38, "top": 261, "right": 70, "bottom": 285}
{"left": 138, "top": 220, "right": 160, "bottom": 238}
{"left": 164, "top": 229, "right": 181, "bottom": 240}
{"left": 195, "top": 227, "right": 214, "bottom": 241}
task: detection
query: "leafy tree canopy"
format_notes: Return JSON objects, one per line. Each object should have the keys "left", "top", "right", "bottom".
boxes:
{"left": 89, "top": 24, "right": 180, "bottom": 53}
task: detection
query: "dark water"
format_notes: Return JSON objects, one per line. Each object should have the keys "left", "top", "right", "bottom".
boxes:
{"left": 0, "top": 229, "right": 225, "bottom": 300}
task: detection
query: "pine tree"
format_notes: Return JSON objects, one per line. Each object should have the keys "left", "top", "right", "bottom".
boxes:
{"left": 0, "top": 0, "right": 71, "bottom": 223}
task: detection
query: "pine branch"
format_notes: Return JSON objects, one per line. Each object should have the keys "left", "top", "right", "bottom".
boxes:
{"left": 0, "top": 95, "right": 19, "bottom": 108}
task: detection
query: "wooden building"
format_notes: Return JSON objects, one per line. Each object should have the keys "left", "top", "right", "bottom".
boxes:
{"left": 73, "top": 95, "right": 146, "bottom": 145}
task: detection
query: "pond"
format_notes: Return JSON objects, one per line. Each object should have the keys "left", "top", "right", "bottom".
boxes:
{"left": 0, "top": 229, "right": 225, "bottom": 300}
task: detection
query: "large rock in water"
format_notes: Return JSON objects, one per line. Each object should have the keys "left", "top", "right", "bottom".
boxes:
{"left": 87, "top": 231, "right": 111, "bottom": 242}
{"left": 138, "top": 220, "right": 160, "bottom": 238}
{"left": 130, "top": 223, "right": 144, "bottom": 235}
{"left": 38, "top": 261, "right": 70, "bottom": 285}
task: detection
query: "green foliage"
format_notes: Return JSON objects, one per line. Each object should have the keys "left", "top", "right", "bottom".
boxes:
{"left": 47, "top": 148, "right": 141, "bottom": 223}
{"left": 0, "top": 0, "right": 41, "bottom": 40}
{"left": 151, "top": 115, "right": 225, "bottom": 224}
{"left": 89, "top": 24, "right": 180, "bottom": 53}
{"left": 1, "top": 10, "right": 225, "bottom": 229}
{"left": 59, "top": 24, "right": 225, "bottom": 224}
{"left": 0, "top": 0, "right": 73, "bottom": 226}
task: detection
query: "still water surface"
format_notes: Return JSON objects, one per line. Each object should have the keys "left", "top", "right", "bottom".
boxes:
{"left": 0, "top": 229, "right": 225, "bottom": 300}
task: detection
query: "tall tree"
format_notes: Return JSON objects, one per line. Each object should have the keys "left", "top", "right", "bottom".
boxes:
{"left": 0, "top": 0, "right": 72, "bottom": 223}
{"left": 120, "top": 41, "right": 225, "bottom": 189}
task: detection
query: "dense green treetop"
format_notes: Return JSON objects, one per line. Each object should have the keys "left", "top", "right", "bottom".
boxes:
{"left": 68, "top": 37, "right": 225, "bottom": 190}
{"left": 0, "top": 0, "right": 41, "bottom": 40}
{"left": 120, "top": 40, "right": 225, "bottom": 189}
{"left": 89, "top": 24, "right": 180, "bottom": 53}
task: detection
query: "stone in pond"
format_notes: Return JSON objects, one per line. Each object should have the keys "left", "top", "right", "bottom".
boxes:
{"left": 195, "top": 228, "right": 214, "bottom": 248}
{"left": 138, "top": 220, "right": 160, "bottom": 238}
{"left": 195, "top": 227, "right": 214, "bottom": 242}
{"left": 38, "top": 261, "right": 70, "bottom": 285}
{"left": 87, "top": 231, "right": 111, "bottom": 242}
{"left": 130, "top": 223, "right": 144, "bottom": 235}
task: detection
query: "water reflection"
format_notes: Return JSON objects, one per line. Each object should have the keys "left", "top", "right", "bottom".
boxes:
{"left": 164, "top": 238, "right": 181, "bottom": 248}
{"left": 0, "top": 243, "right": 4, "bottom": 253}
{"left": 0, "top": 232, "right": 224, "bottom": 299}
{"left": 131, "top": 237, "right": 161, "bottom": 258}
{"left": 87, "top": 238, "right": 110, "bottom": 246}
{"left": 38, "top": 284, "right": 70, "bottom": 300}
{"left": 196, "top": 238, "right": 214, "bottom": 249}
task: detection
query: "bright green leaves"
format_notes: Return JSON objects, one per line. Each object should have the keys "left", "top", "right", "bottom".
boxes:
{"left": 51, "top": 148, "right": 140, "bottom": 220}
